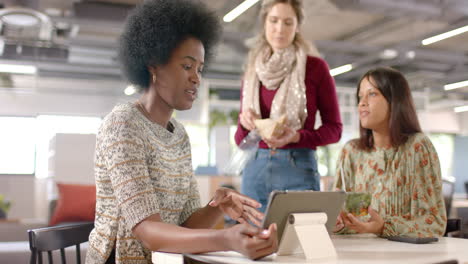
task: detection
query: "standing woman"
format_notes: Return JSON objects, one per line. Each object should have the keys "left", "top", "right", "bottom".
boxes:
{"left": 235, "top": 0, "right": 342, "bottom": 212}
{"left": 86, "top": 1, "right": 277, "bottom": 263}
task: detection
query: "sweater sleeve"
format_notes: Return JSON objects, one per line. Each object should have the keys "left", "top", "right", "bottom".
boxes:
{"left": 381, "top": 135, "right": 447, "bottom": 238}
{"left": 179, "top": 174, "right": 202, "bottom": 225}
{"left": 100, "top": 119, "right": 160, "bottom": 230}
{"left": 296, "top": 58, "right": 343, "bottom": 148}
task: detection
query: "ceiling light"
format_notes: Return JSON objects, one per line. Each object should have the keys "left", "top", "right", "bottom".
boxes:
{"left": 444, "top": 80, "right": 468, "bottom": 91}
{"left": 124, "top": 85, "right": 137, "bottom": 96}
{"left": 454, "top": 105, "right": 468, "bottom": 113}
{"left": 223, "top": 0, "right": 260, "bottom": 23}
{"left": 379, "top": 49, "right": 398, "bottom": 60}
{"left": 330, "top": 64, "right": 353, "bottom": 77}
{"left": 0, "top": 64, "right": 36, "bottom": 74}
{"left": 406, "top": 51, "right": 416, "bottom": 59}
{"left": 422, "top": 25, "right": 468, "bottom": 45}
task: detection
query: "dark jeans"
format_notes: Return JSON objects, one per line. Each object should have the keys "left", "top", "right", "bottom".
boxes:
{"left": 241, "top": 148, "right": 320, "bottom": 213}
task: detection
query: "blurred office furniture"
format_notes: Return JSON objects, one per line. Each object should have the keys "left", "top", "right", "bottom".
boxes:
{"left": 443, "top": 178, "right": 455, "bottom": 217}
{"left": 443, "top": 178, "right": 462, "bottom": 237}
{"left": 465, "top": 181, "right": 468, "bottom": 199}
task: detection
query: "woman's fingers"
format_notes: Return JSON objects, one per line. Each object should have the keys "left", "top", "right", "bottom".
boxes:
{"left": 341, "top": 212, "right": 352, "bottom": 226}
{"left": 263, "top": 128, "right": 297, "bottom": 149}
{"left": 212, "top": 188, "right": 265, "bottom": 227}
{"left": 225, "top": 204, "right": 243, "bottom": 219}
{"left": 208, "top": 192, "right": 223, "bottom": 207}
{"left": 240, "top": 109, "right": 260, "bottom": 131}
{"left": 242, "top": 208, "right": 262, "bottom": 227}
{"left": 252, "top": 224, "right": 278, "bottom": 259}
{"left": 236, "top": 194, "right": 261, "bottom": 209}
{"left": 238, "top": 223, "right": 262, "bottom": 236}
{"left": 240, "top": 113, "right": 254, "bottom": 130}
{"left": 368, "top": 207, "right": 380, "bottom": 220}
{"left": 232, "top": 223, "right": 278, "bottom": 260}
{"left": 243, "top": 205, "right": 264, "bottom": 221}
{"left": 334, "top": 215, "right": 345, "bottom": 232}
{"left": 344, "top": 213, "right": 369, "bottom": 233}
{"left": 236, "top": 217, "right": 247, "bottom": 224}
{"left": 346, "top": 213, "right": 361, "bottom": 225}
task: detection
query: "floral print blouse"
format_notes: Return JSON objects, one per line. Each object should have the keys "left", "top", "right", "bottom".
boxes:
{"left": 335, "top": 133, "right": 447, "bottom": 237}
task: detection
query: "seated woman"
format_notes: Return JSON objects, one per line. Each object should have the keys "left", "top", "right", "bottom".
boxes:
{"left": 86, "top": 1, "right": 277, "bottom": 263}
{"left": 334, "top": 67, "right": 447, "bottom": 238}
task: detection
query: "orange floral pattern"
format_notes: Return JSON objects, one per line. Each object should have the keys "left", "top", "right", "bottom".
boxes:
{"left": 335, "top": 133, "right": 446, "bottom": 237}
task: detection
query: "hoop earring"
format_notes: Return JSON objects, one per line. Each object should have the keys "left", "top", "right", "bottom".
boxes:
{"left": 152, "top": 74, "right": 156, "bottom": 83}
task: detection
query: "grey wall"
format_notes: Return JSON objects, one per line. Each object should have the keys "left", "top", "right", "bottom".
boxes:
{"left": 0, "top": 175, "right": 36, "bottom": 219}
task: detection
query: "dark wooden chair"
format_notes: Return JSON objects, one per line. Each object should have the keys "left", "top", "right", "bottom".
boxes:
{"left": 445, "top": 218, "right": 461, "bottom": 237}
{"left": 28, "top": 222, "right": 94, "bottom": 264}
{"left": 442, "top": 178, "right": 455, "bottom": 218}
{"left": 442, "top": 178, "right": 462, "bottom": 236}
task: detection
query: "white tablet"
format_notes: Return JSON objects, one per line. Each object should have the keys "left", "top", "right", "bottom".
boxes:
{"left": 261, "top": 190, "right": 346, "bottom": 241}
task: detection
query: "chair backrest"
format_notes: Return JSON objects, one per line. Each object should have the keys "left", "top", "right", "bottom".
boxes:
{"left": 442, "top": 178, "right": 455, "bottom": 217}
{"left": 444, "top": 218, "right": 461, "bottom": 237}
{"left": 28, "top": 222, "right": 94, "bottom": 264}
{"left": 465, "top": 181, "right": 468, "bottom": 199}
{"left": 441, "top": 178, "right": 462, "bottom": 236}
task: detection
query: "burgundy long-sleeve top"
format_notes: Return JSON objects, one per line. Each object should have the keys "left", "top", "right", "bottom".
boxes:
{"left": 235, "top": 56, "right": 342, "bottom": 150}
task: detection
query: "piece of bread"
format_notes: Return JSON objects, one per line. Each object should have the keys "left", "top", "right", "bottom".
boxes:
{"left": 254, "top": 114, "right": 287, "bottom": 140}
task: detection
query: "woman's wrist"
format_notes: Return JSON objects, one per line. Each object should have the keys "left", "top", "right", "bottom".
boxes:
{"left": 207, "top": 198, "right": 223, "bottom": 214}
{"left": 218, "top": 228, "right": 232, "bottom": 251}
{"left": 293, "top": 131, "right": 301, "bottom": 143}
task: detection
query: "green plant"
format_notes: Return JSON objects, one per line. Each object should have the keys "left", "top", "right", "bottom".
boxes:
{"left": 209, "top": 109, "right": 228, "bottom": 130}
{"left": 0, "top": 194, "right": 11, "bottom": 213}
{"left": 209, "top": 109, "right": 240, "bottom": 130}
{"left": 228, "top": 110, "right": 239, "bottom": 125}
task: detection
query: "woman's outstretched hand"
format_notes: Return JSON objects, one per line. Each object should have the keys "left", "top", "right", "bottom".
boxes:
{"left": 341, "top": 207, "right": 384, "bottom": 235}
{"left": 333, "top": 213, "right": 345, "bottom": 233}
{"left": 209, "top": 187, "right": 264, "bottom": 227}
{"left": 223, "top": 223, "right": 278, "bottom": 260}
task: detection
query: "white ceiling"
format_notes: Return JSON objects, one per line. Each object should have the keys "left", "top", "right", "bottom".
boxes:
{"left": 1, "top": 0, "right": 468, "bottom": 106}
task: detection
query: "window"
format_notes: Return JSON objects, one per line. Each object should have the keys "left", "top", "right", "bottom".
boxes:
{"left": 0, "top": 117, "right": 36, "bottom": 174}
{"left": 183, "top": 122, "right": 210, "bottom": 169}
{"left": 428, "top": 133, "right": 454, "bottom": 179}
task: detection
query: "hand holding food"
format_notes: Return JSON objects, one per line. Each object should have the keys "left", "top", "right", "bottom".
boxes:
{"left": 254, "top": 114, "right": 287, "bottom": 140}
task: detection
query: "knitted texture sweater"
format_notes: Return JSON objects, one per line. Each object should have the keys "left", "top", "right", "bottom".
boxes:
{"left": 86, "top": 103, "right": 201, "bottom": 264}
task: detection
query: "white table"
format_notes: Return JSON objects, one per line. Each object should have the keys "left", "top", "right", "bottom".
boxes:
{"left": 153, "top": 234, "right": 468, "bottom": 264}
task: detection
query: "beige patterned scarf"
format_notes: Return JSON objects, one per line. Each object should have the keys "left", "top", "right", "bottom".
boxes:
{"left": 242, "top": 45, "right": 308, "bottom": 131}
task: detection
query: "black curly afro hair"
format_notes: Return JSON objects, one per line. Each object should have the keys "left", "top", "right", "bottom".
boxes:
{"left": 119, "top": 0, "right": 222, "bottom": 90}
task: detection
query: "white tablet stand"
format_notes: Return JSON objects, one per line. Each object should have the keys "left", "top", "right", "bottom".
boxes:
{"left": 277, "top": 212, "right": 336, "bottom": 260}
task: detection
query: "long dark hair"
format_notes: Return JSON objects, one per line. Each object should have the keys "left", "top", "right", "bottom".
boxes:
{"left": 356, "top": 67, "right": 422, "bottom": 150}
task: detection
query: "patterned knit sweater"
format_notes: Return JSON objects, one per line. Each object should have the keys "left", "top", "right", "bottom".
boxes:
{"left": 86, "top": 103, "right": 201, "bottom": 264}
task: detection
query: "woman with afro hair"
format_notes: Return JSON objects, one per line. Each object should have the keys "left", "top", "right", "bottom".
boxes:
{"left": 86, "top": 1, "right": 278, "bottom": 263}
